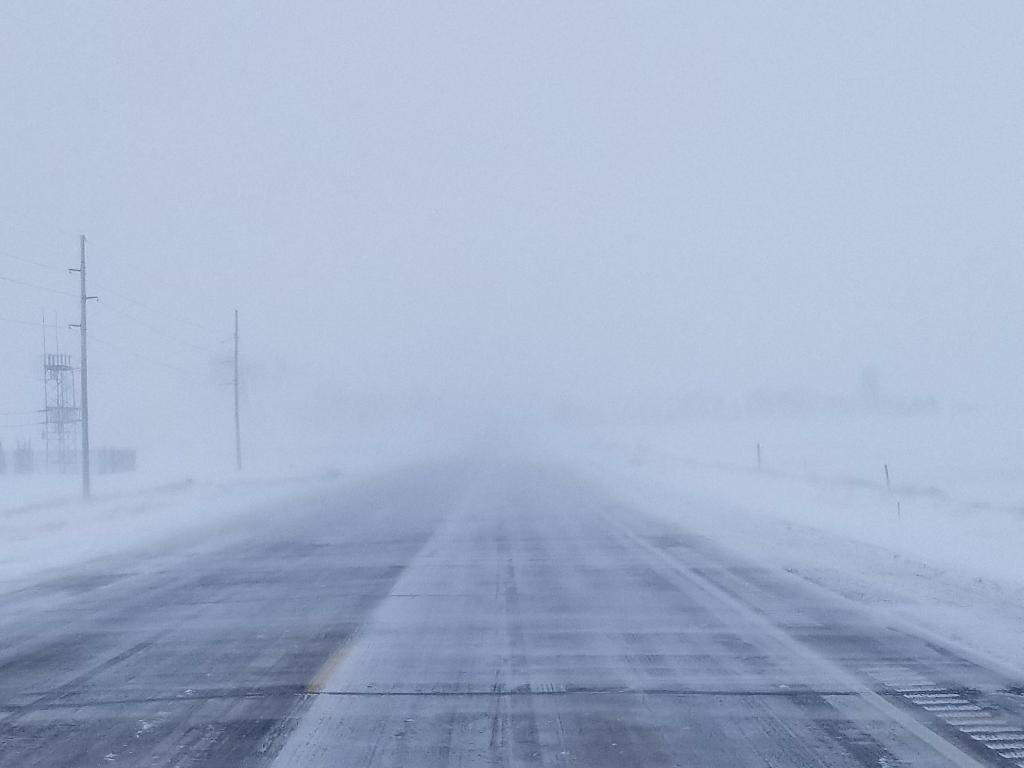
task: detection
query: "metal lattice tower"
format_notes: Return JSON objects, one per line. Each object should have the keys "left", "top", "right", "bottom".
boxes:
{"left": 43, "top": 352, "right": 80, "bottom": 473}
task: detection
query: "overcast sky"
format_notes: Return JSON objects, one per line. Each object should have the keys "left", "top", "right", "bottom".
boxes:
{"left": 3, "top": 2, "right": 1024, "bottom": 464}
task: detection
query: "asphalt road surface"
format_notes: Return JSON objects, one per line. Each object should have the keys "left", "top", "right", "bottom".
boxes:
{"left": 2, "top": 461, "right": 1023, "bottom": 767}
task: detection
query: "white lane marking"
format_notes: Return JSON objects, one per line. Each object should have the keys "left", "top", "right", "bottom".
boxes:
{"left": 909, "top": 700, "right": 970, "bottom": 708}
{"left": 944, "top": 717, "right": 1000, "bottom": 727}
{"left": 924, "top": 705, "right": 983, "bottom": 712}
{"left": 916, "top": 701, "right": 972, "bottom": 708}
{"left": 909, "top": 697, "right": 971, "bottom": 705}
{"left": 915, "top": 698, "right": 971, "bottom": 704}
{"left": 860, "top": 661, "right": 1024, "bottom": 761}
{"left": 940, "top": 711, "right": 993, "bottom": 718}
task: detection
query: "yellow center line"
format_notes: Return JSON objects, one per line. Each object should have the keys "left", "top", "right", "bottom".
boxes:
{"left": 306, "top": 646, "right": 352, "bottom": 694}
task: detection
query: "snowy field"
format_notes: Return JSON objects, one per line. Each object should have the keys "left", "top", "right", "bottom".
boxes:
{"left": 569, "top": 408, "right": 1024, "bottom": 675}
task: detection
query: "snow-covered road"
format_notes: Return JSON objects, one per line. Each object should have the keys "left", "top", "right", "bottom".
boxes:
{"left": 1, "top": 460, "right": 1022, "bottom": 766}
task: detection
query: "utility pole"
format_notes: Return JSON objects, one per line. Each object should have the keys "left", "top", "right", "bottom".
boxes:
{"left": 234, "top": 309, "right": 241, "bottom": 472}
{"left": 69, "top": 235, "right": 97, "bottom": 500}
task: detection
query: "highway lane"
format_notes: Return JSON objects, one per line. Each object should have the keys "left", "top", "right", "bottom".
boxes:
{"left": 1, "top": 460, "right": 1023, "bottom": 766}
{"left": 0, "top": 465, "right": 452, "bottom": 767}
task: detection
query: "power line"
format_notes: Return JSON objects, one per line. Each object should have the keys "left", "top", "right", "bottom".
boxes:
{"left": 89, "top": 334, "right": 210, "bottom": 383}
{"left": 1, "top": 283, "right": 217, "bottom": 379}
{"left": 0, "top": 274, "right": 77, "bottom": 298}
{"left": 3, "top": 241, "right": 228, "bottom": 344}
{"left": 92, "top": 300, "right": 221, "bottom": 355}
{"left": 90, "top": 280, "right": 223, "bottom": 337}
{"left": 0, "top": 314, "right": 44, "bottom": 327}
{"left": 1, "top": 305, "right": 219, "bottom": 378}
{"left": 0, "top": 250, "right": 66, "bottom": 274}
{"left": 83, "top": 241, "right": 236, "bottom": 342}
{"left": 2, "top": 240, "right": 223, "bottom": 339}
{"left": 84, "top": 235, "right": 195, "bottom": 295}
{"left": 2, "top": 206, "right": 79, "bottom": 239}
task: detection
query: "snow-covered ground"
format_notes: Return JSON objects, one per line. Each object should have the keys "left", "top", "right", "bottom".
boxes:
{"left": 5, "top": 409, "right": 1023, "bottom": 677}
{"left": 1, "top": 469, "right": 196, "bottom": 514}
{"left": 0, "top": 420, "right": 467, "bottom": 592}
{"left": 0, "top": 469, "right": 347, "bottom": 592}
{"left": 568, "top": 409, "right": 1024, "bottom": 676}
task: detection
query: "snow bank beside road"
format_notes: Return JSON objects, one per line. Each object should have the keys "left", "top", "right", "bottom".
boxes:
{"left": 0, "top": 471, "right": 342, "bottom": 592}
{"left": 0, "top": 471, "right": 192, "bottom": 515}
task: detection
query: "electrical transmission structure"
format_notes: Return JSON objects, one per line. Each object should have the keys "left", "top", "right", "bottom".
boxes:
{"left": 42, "top": 351, "right": 80, "bottom": 473}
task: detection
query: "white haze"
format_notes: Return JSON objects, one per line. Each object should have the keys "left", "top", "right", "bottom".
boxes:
{"left": 2, "top": 2, "right": 1024, "bottom": 477}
